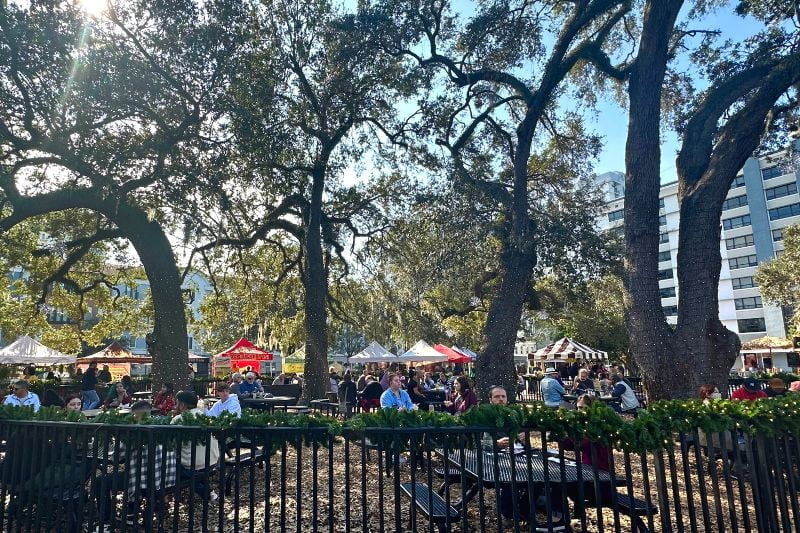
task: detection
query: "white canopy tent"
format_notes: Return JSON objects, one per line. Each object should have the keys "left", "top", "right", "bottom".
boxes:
{"left": 0, "top": 336, "right": 75, "bottom": 365}
{"left": 349, "top": 341, "right": 398, "bottom": 363}
{"left": 397, "top": 340, "right": 448, "bottom": 363}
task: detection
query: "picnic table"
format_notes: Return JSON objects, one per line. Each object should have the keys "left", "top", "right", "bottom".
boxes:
{"left": 239, "top": 396, "right": 296, "bottom": 413}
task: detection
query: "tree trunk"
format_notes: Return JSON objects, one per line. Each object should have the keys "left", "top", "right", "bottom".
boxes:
{"left": 622, "top": 0, "right": 683, "bottom": 400}
{"left": 669, "top": 186, "right": 740, "bottom": 396}
{"left": 301, "top": 168, "right": 330, "bottom": 403}
{"left": 111, "top": 203, "right": 191, "bottom": 391}
{"left": 475, "top": 243, "right": 536, "bottom": 401}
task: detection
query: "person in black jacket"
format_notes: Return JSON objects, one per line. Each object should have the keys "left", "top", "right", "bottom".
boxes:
{"left": 358, "top": 376, "right": 383, "bottom": 412}
{"left": 80, "top": 362, "right": 100, "bottom": 410}
{"left": 337, "top": 373, "right": 357, "bottom": 418}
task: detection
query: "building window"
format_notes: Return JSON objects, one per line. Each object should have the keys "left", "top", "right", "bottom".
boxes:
{"left": 762, "top": 166, "right": 785, "bottom": 180}
{"left": 723, "top": 214, "right": 751, "bottom": 230}
{"left": 188, "top": 337, "right": 194, "bottom": 350}
{"left": 765, "top": 182, "right": 798, "bottom": 201}
{"left": 730, "top": 175, "right": 746, "bottom": 189}
{"left": 659, "top": 287, "right": 676, "bottom": 298}
{"left": 728, "top": 255, "right": 758, "bottom": 270}
{"left": 776, "top": 249, "right": 784, "bottom": 258}
{"left": 737, "top": 318, "right": 766, "bottom": 333}
{"left": 610, "top": 226, "right": 624, "bottom": 238}
{"left": 658, "top": 251, "right": 671, "bottom": 262}
{"left": 662, "top": 305, "right": 678, "bottom": 316}
{"left": 658, "top": 268, "right": 673, "bottom": 280}
{"left": 659, "top": 198, "right": 665, "bottom": 209}
{"left": 659, "top": 231, "right": 669, "bottom": 244}
{"left": 725, "top": 234, "right": 754, "bottom": 250}
{"left": 659, "top": 215, "right": 667, "bottom": 226}
{"left": 734, "top": 296, "right": 762, "bottom": 310}
{"left": 608, "top": 209, "right": 624, "bottom": 222}
{"left": 772, "top": 228, "right": 785, "bottom": 241}
{"left": 768, "top": 203, "right": 800, "bottom": 221}
{"left": 722, "top": 195, "right": 748, "bottom": 211}
{"left": 731, "top": 276, "right": 755, "bottom": 290}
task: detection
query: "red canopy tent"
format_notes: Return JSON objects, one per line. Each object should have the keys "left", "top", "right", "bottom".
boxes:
{"left": 213, "top": 338, "right": 274, "bottom": 373}
{"left": 433, "top": 344, "right": 471, "bottom": 364}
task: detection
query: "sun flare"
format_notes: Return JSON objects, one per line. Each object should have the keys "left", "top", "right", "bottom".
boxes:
{"left": 78, "top": 0, "right": 107, "bottom": 17}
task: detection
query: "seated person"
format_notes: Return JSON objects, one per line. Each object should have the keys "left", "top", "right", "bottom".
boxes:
{"left": 406, "top": 370, "right": 428, "bottom": 408}
{"left": 153, "top": 382, "right": 176, "bottom": 415}
{"left": 204, "top": 382, "right": 241, "bottom": 418}
{"left": 63, "top": 394, "right": 83, "bottom": 412}
{"left": 238, "top": 372, "right": 264, "bottom": 396}
{"left": 358, "top": 376, "right": 383, "bottom": 411}
{"left": 492, "top": 385, "right": 565, "bottom": 528}
{"left": 609, "top": 374, "right": 640, "bottom": 413}
{"left": 172, "top": 391, "right": 220, "bottom": 502}
{"left": 42, "top": 389, "right": 65, "bottom": 408}
{"left": 765, "top": 377, "right": 787, "bottom": 398}
{"left": 272, "top": 372, "right": 288, "bottom": 386}
{"left": 731, "top": 377, "right": 767, "bottom": 401}
{"left": 104, "top": 382, "right": 133, "bottom": 408}
{"left": 229, "top": 372, "right": 244, "bottom": 394}
{"left": 444, "top": 376, "right": 478, "bottom": 414}
{"left": 93, "top": 401, "right": 178, "bottom": 530}
{"left": 3, "top": 380, "right": 41, "bottom": 412}
{"left": 571, "top": 369, "right": 595, "bottom": 394}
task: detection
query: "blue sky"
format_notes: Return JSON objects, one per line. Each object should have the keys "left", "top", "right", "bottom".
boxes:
{"left": 588, "top": 4, "right": 763, "bottom": 182}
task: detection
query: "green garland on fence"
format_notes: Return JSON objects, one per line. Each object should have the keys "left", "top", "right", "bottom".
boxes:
{"left": 2, "top": 395, "right": 800, "bottom": 452}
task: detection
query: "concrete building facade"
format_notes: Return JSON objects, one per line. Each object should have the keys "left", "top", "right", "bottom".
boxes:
{"left": 597, "top": 145, "right": 800, "bottom": 371}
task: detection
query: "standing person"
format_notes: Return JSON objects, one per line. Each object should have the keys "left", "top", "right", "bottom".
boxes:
{"left": 443, "top": 376, "right": 478, "bottom": 414}
{"left": 172, "top": 391, "right": 220, "bottom": 502}
{"left": 609, "top": 374, "right": 640, "bottom": 413}
{"left": 22, "top": 366, "right": 39, "bottom": 384}
{"left": 329, "top": 367, "right": 340, "bottom": 395}
{"left": 97, "top": 365, "right": 112, "bottom": 384}
{"left": 153, "top": 383, "right": 176, "bottom": 415}
{"left": 731, "top": 377, "right": 768, "bottom": 401}
{"left": 540, "top": 368, "right": 566, "bottom": 408}
{"left": 337, "top": 373, "right": 357, "bottom": 418}
{"left": 3, "top": 380, "right": 41, "bottom": 412}
{"left": 356, "top": 370, "right": 370, "bottom": 391}
{"left": 380, "top": 373, "right": 415, "bottom": 411}
{"left": 81, "top": 362, "right": 100, "bottom": 410}
{"left": 204, "top": 382, "right": 241, "bottom": 418}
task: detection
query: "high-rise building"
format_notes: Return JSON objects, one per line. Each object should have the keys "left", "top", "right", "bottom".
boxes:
{"left": 597, "top": 143, "right": 800, "bottom": 370}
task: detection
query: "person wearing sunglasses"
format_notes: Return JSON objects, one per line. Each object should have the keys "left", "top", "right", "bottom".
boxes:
{"left": 3, "top": 380, "right": 41, "bottom": 412}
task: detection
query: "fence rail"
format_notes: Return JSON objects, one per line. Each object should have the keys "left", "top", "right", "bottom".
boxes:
{"left": 0, "top": 419, "right": 797, "bottom": 532}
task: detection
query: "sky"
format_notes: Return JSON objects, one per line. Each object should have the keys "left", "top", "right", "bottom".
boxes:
{"left": 587, "top": 4, "right": 765, "bottom": 182}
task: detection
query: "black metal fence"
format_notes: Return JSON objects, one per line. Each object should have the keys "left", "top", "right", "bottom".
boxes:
{"left": 1, "top": 419, "right": 798, "bottom": 532}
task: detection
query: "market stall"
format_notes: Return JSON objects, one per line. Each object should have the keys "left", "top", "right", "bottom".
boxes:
{"left": 0, "top": 335, "right": 75, "bottom": 366}
{"left": 76, "top": 342, "right": 150, "bottom": 381}
{"left": 212, "top": 337, "right": 275, "bottom": 375}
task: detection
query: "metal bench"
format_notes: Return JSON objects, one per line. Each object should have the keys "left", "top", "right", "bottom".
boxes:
{"left": 613, "top": 492, "right": 658, "bottom": 532}
{"left": 399, "top": 482, "right": 460, "bottom": 532}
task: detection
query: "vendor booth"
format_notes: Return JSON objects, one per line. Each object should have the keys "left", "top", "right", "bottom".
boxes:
{"left": 397, "top": 340, "right": 448, "bottom": 363}
{"left": 283, "top": 345, "right": 305, "bottom": 374}
{"left": 349, "top": 341, "right": 398, "bottom": 365}
{"left": 433, "top": 344, "right": 471, "bottom": 364}
{"left": 532, "top": 337, "right": 608, "bottom": 364}
{"left": 212, "top": 337, "right": 275, "bottom": 375}
{"left": 76, "top": 342, "right": 150, "bottom": 381}
{"left": 0, "top": 335, "right": 76, "bottom": 365}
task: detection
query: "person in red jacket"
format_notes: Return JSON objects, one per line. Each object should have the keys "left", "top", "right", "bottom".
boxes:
{"left": 731, "top": 377, "right": 767, "bottom": 401}
{"left": 444, "top": 376, "right": 477, "bottom": 414}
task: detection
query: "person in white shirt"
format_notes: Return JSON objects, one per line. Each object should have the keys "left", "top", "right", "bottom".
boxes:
{"left": 204, "top": 382, "right": 241, "bottom": 418}
{"left": 3, "top": 380, "right": 41, "bottom": 412}
{"left": 172, "top": 390, "right": 220, "bottom": 502}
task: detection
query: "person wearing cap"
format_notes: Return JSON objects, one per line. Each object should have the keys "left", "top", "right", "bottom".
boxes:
{"left": 3, "top": 380, "right": 41, "bottom": 412}
{"left": 238, "top": 372, "right": 263, "bottom": 396}
{"left": 765, "top": 377, "right": 787, "bottom": 397}
{"left": 540, "top": 367, "right": 566, "bottom": 408}
{"left": 731, "top": 377, "right": 767, "bottom": 401}
{"left": 204, "top": 382, "right": 241, "bottom": 417}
